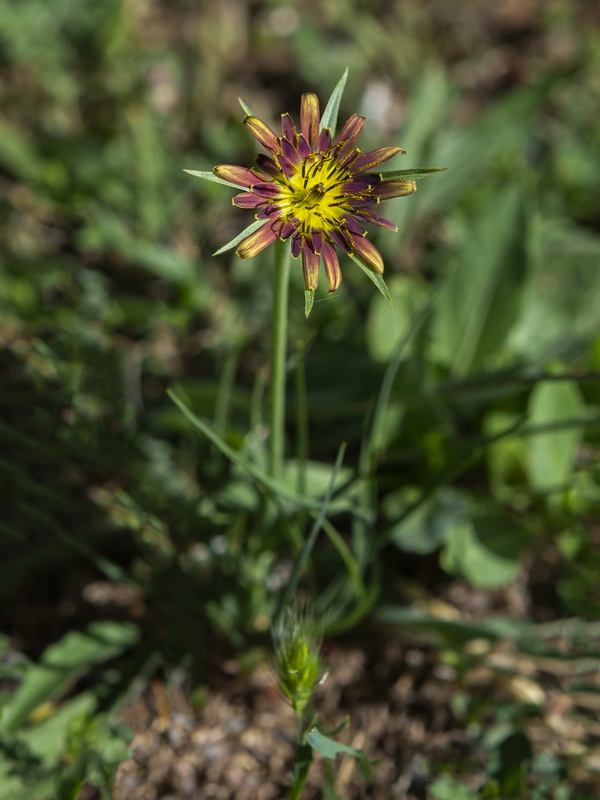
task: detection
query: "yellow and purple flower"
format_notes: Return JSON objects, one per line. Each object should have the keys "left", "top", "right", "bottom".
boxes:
{"left": 214, "top": 92, "right": 416, "bottom": 294}
{"left": 186, "top": 72, "right": 444, "bottom": 313}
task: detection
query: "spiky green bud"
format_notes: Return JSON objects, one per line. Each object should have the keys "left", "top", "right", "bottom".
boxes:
{"left": 273, "top": 602, "right": 325, "bottom": 717}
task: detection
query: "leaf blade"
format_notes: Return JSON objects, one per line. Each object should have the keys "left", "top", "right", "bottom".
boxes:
{"left": 184, "top": 169, "right": 246, "bottom": 190}
{"left": 349, "top": 252, "right": 393, "bottom": 306}
{"left": 213, "top": 218, "right": 268, "bottom": 256}
{"left": 319, "top": 68, "right": 349, "bottom": 137}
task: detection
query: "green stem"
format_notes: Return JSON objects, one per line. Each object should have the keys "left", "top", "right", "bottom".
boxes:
{"left": 294, "top": 337, "right": 309, "bottom": 496}
{"left": 289, "top": 711, "right": 311, "bottom": 800}
{"left": 269, "top": 241, "right": 291, "bottom": 479}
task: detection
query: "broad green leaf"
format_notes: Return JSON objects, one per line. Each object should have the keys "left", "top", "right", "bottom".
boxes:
{"left": 183, "top": 169, "right": 245, "bottom": 190}
{"left": 430, "top": 777, "right": 479, "bottom": 800}
{"left": 377, "top": 167, "right": 447, "bottom": 181}
{"left": 527, "top": 380, "right": 585, "bottom": 491}
{"left": 22, "top": 693, "right": 95, "bottom": 762}
{"left": 508, "top": 219, "right": 600, "bottom": 359}
{"left": 441, "top": 514, "right": 531, "bottom": 588}
{"left": 319, "top": 68, "right": 349, "bottom": 137}
{"left": 307, "top": 727, "right": 363, "bottom": 760}
{"left": 0, "top": 774, "right": 53, "bottom": 800}
{"left": 432, "top": 184, "right": 527, "bottom": 375}
{"left": 385, "top": 487, "right": 470, "bottom": 555}
{"left": 0, "top": 622, "right": 138, "bottom": 735}
{"left": 212, "top": 218, "right": 268, "bottom": 256}
{"left": 349, "top": 253, "right": 393, "bottom": 306}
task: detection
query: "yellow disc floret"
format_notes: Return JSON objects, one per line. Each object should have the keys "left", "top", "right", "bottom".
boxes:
{"left": 276, "top": 154, "right": 353, "bottom": 232}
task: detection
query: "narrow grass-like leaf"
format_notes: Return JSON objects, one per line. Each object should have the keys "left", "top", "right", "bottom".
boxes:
{"left": 375, "top": 605, "right": 526, "bottom": 643}
{"left": 213, "top": 218, "right": 267, "bottom": 256}
{"left": 349, "top": 252, "right": 393, "bottom": 306}
{"left": 168, "top": 390, "right": 357, "bottom": 514}
{"left": 238, "top": 97, "right": 255, "bottom": 117}
{"left": 183, "top": 169, "right": 246, "bottom": 190}
{"left": 432, "top": 184, "right": 526, "bottom": 374}
{"left": 377, "top": 167, "right": 447, "bottom": 181}
{"left": 322, "top": 518, "right": 366, "bottom": 600}
{"left": 421, "top": 74, "right": 560, "bottom": 214}
{"left": 378, "top": 68, "right": 450, "bottom": 255}
{"left": 275, "top": 443, "right": 348, "bottom": 623}
{"left": 319, "top": 68, "right": 349, "bottom": 137}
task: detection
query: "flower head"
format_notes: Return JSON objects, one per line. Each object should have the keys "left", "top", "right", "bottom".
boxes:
{"left": 186, "top": 72, "right": 445, "bottom": 314}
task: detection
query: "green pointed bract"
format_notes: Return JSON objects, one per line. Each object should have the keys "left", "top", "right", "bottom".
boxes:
{"left": 377, "top": 167, "right": 448, "bottom": 181}
{"left": 304, "top": 289, "right": 315, "bottom": 318}
{"left": 319, "top": 67, "right": 348, "bottom": 137}
{"left": 183, "top": 169, "right": 245, "bottom": 190}
{"left": 349, "top": 252, "right": 394, "bottom": 307}
{"left": 212, "top": 218, "right": 268, "bottom": 256}
{"left": 237, "top": 96, "right": 255, "bottom": 117}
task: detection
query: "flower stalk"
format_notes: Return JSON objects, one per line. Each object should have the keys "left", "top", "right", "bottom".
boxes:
{"left": 269, "top": 240, "right": 291, "bottom": 479}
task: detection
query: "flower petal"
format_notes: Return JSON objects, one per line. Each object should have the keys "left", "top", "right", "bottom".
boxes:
{"left": 300, "top": 93, "right": 320, "bottom": 150}
{"left": 232, "top": 192, "right": 265, "bottom": 209}
{"left": 255, "top": 154, "right": 280, "bottom": 176}
{"left": 256, "top": 204, "right": 281, "bottom": 219}
{"left": 372, "top": 179, "right": 417, "bottom": 200}
{"left": 318, "top": 128, "right": 332, "bottom": 151}
{"left": 251, "top": 181, "right": 283, "bottom": 198}
{"left": 291, "top": 233, "right": 303, "bottom": 258}
{"left": 310, "top": 229, "right": 323, "bottom": 254}
{"left": 350, "top": 233, "right": 384, "bottom": 274}
{"left": 281, "top": 113, "right": 296, "bottom": 141}
{"left": 244, "top": 116, "right": 279, "bottom": 152}
{"left": 352, "top": 146, "right": 405, "bottom": 171}
{"left": 301, "top": 245, "right": 320, "bottom": 290}
{"left": 355, "top": 208, "right": 398, "bottom": 231}
{"left": 322, "top": 242, "right": 342, "bottom": 292}
{"left": 342, "top": 215, "right": 365, "bottom": 235}
{"left": 280, "top": 218, "right": 298, "bottom": 239}
{"left": 340, "top": 181, "right": 371, "bottom": 194}
{"left": 296, "top": 134, "right": 312, "bottom": 159}
{"left": 274, "top": 152, "right": 298, "bottom": 178}
{"left": 279, "top": 137, "right": 302, "bottom": 166}
{"left": 334, "top": 114, "right": 366, "bottom": 147}
{"left": 236, "top": 222, "right": 278, "bottom": 258}
{"left": 328, "top": 226, "right": 353, "bottom": 254}
{"left": 214, "top": 165, "right": 266, "bottom": 188}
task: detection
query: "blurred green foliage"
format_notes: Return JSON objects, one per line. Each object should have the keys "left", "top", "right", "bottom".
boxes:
{"left": 1, "top": 0, "right": 599, "bottom": 796}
